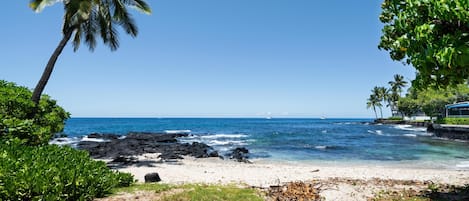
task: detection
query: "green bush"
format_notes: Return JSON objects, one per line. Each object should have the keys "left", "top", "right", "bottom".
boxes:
{"left": 0, "top": 80, "right": 70, "bottom": 145}
{"left": 387, "top": 117, "right": 403, "bottom": 121}
{"left": 438, "top": 117, "right": 469, "bottom": 125}
{"left": 0, "top": 141, "right": 134, "bottom": 200}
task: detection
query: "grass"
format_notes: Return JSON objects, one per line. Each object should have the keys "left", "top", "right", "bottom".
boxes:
{"left": 111, "top": 183, "right": 264, "bottom": 201}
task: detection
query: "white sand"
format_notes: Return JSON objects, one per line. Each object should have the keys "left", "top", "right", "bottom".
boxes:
{"left": 114, "top": 154, "right": 469, "bottom": 201}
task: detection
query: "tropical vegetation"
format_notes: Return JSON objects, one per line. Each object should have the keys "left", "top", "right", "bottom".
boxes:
{"left": 0, "top": 80, "right": 69, "bottom": 145}
{"left": 367, "top": 74, "right": 408, "bottom": 119}
{"left": 379, "top": 0, "right": 469, "bottom": 89}
{"left": 0, "top": 141, "right": 134, "bottom": 200}
{"left": 28, "top": 0, "right": 151, "bottom": 107}
{"left": 0, "top": 80, "right": 135, "bottom": 200}
{"left": 398, "top": 84, "right": 469, "bottom": 119}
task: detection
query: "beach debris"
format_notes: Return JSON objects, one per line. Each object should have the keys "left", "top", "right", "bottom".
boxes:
{"left": 144, "top": 172, "right": 161, "bottom": 183}
{"left": 268, "top": 181, "right": 322, "bottom": 201}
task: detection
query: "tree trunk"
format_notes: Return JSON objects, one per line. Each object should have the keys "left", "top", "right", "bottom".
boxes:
{"left": 373, "top": 107, "right": 378, "bottom": 119}
{"left": 379, "top": 107, "right": 383, "bottom": 119}
{"left": 31, "top": 28, "right": 74, "bottom": 105}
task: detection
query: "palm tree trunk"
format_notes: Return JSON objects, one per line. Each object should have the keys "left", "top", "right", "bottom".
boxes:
{"left": 379, "top": 107, "right": 383, "bottom": 119}
{"left": 31, "top": 28, "right": 74, "bottom": 105}
{"left": 373, "top": 107, "right": 378, "bottom": 119}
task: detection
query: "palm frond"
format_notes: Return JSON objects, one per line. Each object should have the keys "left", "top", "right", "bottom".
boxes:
{"left": 29, "top": 0, "right": 61, "bottom": 12}
{"left": 72, "top": 26, "right": 82, "bottom": 51}
{"left": 132, "top": 0, "right": 151, "bottom": 14}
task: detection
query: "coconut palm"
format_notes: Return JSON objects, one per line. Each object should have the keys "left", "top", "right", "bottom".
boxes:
{"left": 366, "top": 95, "right": 381, "bottom": 119}
{"left": 388, "top": 74, "right": 407, "bottom": 116}
{"left": 29, "top": 0, "right": 151, "bottom": 105}
{"left": 388, "top": 74, "right": 408, "bottom": 97}
{"left": 372, "top": 86, "right": 388, "bottom": 119}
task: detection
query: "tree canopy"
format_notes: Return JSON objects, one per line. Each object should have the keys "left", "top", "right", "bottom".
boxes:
{"left": 398, "top": 84, "right": 469, "bottom": 118}
{"left": 379, "top": 0, "right": 469, "bottom": 88}
{"left": 28, "top": 0, "right": 151, "bottom": 105}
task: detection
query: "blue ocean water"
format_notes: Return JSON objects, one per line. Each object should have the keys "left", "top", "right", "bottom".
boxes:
{"left": 60, "top": 118, "right": 469, "bottom": 169}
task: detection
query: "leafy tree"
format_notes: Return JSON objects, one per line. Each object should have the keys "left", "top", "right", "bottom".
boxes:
{"left": 379, "top": 0, "right": 469, "bottom": 88}
{"left": 397, "top": 97, "right": 419, "bottom": 118}
{"left": 29, "top": 0, "right": 151, "bottom": 106}
{"left": 0, "top": 80, "right": 69, "bottom": 145}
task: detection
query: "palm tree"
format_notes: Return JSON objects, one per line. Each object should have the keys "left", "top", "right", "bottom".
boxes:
{"left": 366, "top": 95, "right": 381, "bottom": 119}
{"left": 388, "top": 74, "right": 408, "bottom": 116}
{"left": 372, "top": 86, "right": 388, "bottom": 119}
{"left": 29, "top": 0, "right": 151, "bottom": 105}
{"left": 388, "top": 74, "right": 408, "bottom": 97}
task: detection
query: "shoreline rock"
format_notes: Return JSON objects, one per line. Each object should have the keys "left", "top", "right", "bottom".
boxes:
{"left": 78, "top": 132, "right": 220, "bottom": 164}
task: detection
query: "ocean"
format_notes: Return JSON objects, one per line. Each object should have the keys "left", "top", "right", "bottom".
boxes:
{"left": 55, "top": 118, "right": 469, "bottom": 169}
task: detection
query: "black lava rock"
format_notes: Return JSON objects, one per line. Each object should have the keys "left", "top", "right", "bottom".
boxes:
{"left": 144, "top": 173, "right": 161, "bottom": 183}
{"left": 228, "top": 147, "right": 251, "bottom": 163}
{"left": 78, "top": 132, "right": 219, "bottom": 164}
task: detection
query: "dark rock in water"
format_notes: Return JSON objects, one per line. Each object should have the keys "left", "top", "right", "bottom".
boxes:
{"left": 228, "top": 147, "right": 251, "bottom": 163}
{"left": 78, "top": 132, "right": 219, "bottom": 164}
{"left": 144, "top": 173, "right": 161, "bottom": 183}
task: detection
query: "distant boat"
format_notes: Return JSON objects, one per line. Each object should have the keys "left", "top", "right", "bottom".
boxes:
{"left": 266, "top": 116, "right": 272, "bottom": 119}
{"left": 320, "top": 116, "right": 326, "bottom": 120}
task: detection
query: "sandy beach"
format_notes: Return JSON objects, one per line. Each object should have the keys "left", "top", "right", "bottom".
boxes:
{"left": 113, "top": 154, "right": 469, "bottom": 201}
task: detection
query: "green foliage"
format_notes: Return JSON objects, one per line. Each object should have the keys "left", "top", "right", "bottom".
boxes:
{"left": 379, "top": 0, "right": 469, "bottom": 88}
{"left": 387, "top": 116, "right": 403, "bottom": 121}
{"left": 397, "top": 84, "right": 469, "bottom": 118}
{"left": 29, "top": 0, "right": 151, "bottom": 52}
{"left": 438, "top": 117, "right": 469, "bottom": 125}
{"left": 398, "top": 97, "right": 420, "bottom": 117}
{"left": 0, "top": 80, "right": 70, "bottom": 145}
{"left": 161, "top": 184, "right": 263, "bottom": 201}
{"left": 112, "top": 183, "right": 263, "bottom": 201}
{"left": 0, "top": 141, "right": 134, "bottom": 200}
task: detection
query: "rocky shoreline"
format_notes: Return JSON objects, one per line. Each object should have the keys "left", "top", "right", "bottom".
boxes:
{"left": 374, "top": 119, "right": 469, "bottom": 141}
{"left": 77, "top": 132, "right": 250, "bottom": 165}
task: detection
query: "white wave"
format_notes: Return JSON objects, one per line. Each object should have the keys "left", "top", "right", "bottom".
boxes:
{"left": 321, "top": 130, "right": 327, "bottom": 134}
{"left": 403, "top": 134, "right": 417, "bottom": 137}
{"left": 207, "top": 140, "right": 247, "bottom": 146}
{"left": 315, "top": 145, "right": 327, "bottom": 150}
{"left": 368, "top": 130, "right": 383, "bottom": 135}
{"left": 81, "top": 136, "right": 111, "bottom": 142}
{"left": 394, "top": 125, "right": 427, "bottom": 132}
{"left": 164, "top": 130, "right": 191, "bottom": 134}
{"left": 456, "top": 161, "right": 469, "bottom": 169}
{"left": 200, "top": 134, "right": 248, "bottom": 139}
{"left": 49, "top": 137, "right": 80, "bottom": 146}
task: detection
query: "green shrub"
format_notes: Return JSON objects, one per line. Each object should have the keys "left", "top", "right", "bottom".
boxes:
{"left": 438, "top": 117, "right": 469, "bottom": 125}
{"left": 0, "top": 141, "right": 134, "bottom": 200}
{"left": 0, "top": 80, "right": 70, "bottom": 145}
{"left": 387, "top": 117, "right": 403, "bottom": 121}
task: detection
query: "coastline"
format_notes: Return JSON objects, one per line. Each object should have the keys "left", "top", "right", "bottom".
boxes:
{"left": 115, "top": 154, "right": 469, "bottom": 187}
{"left": 112, "top": 154, "right": 469, "bottom": 201}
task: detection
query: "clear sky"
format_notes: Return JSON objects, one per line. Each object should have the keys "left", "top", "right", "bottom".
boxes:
{"left": 0, "top": 1, "right": 415, "bottom": 118}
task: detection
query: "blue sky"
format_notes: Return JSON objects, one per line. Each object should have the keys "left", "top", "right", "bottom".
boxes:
{"left": 0, "top": 1, "right": 415, "bottom": 118}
